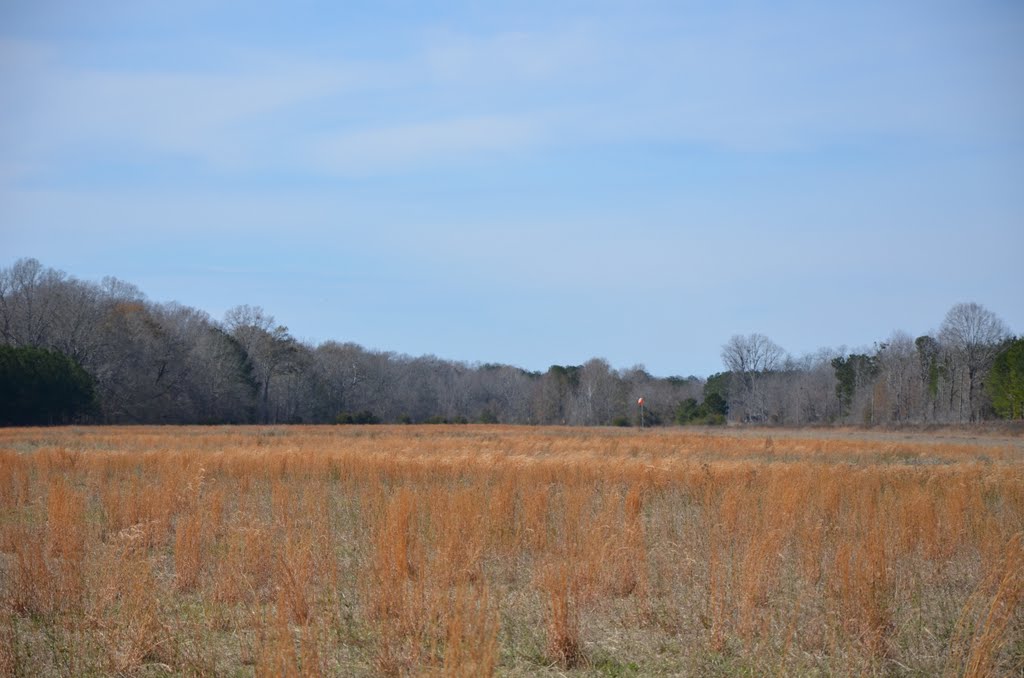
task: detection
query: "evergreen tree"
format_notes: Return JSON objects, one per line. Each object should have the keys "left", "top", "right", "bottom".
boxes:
{"left": 989, "top": 338, "right": 1024, "bottom": 419}
{"left": 0, "top": 345, "right": 97, "bottom": 425}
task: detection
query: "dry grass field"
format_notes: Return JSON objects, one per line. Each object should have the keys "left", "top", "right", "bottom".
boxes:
{"left": 0, "top": 425, "right": 1022, "bottom": 676}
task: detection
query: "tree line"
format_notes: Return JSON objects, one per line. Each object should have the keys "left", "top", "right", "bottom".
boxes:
{"left": 719, "top": 302, "right": 1021, "bottom": 425}
{"left": 0, "top": 258, "right": 1020, "bottom": 426}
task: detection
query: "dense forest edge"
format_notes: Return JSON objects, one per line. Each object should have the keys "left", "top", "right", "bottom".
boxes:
{"left": 1, "top": 258, "right": 1021, "bottom": 427}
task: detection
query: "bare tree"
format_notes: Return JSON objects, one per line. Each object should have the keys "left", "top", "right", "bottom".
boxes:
{"left": 721, "top": 333, "right": 785, "bottom": 422}
{"left": 493, "top": 366, "right": 537, "bottom": 423}
{"left": 0, "top": 258, "right": 65, "bottom": 347}
{"left": 224, "top": 305, "right": 301, "bottom": 423}
{"left": 187, "top": 323, "right": 257, "bottom": 423}
{"left": 722, "top": 333, "right": 785, "bottom": 374}
{"left": 469, "top": 364, "right": 537, "bottom": 423}
{"left": 570, "top": 358, "right": 622, "bottom": 425}
{"left": 90, "top": 300, "right": 193, "bottom": 422}
{"left": 939, "top": 303, "right": 1010, "bottom": 422}
{"left": 314, "top": 341, "right": 370, "bottom": 418}
{"left": 877, "top": 331, "right": 919, "bottom": 423}
{"left": 914, "top": 335, "right": 945, "bottom": 422}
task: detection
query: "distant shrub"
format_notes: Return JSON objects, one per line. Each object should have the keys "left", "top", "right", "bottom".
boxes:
{"left": 611, "top": 416, "right": 631, "bottom": 427}
{"left": 675, "top": 396, "right": 728, "bottom": 426}
{"left": 424, "top": 415, "right": 469, "bottom": 425}
{"left": 335, "top": 410, "right": 380, "bottom": 425}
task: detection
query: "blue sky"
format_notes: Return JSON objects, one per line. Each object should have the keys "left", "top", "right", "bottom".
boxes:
{"left": 2, "top": 1, "right": 1022, "bottom": 377}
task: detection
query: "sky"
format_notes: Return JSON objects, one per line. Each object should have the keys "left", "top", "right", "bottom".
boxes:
{"left": 1, "top": 1, "right": 1022, "bottom": 377}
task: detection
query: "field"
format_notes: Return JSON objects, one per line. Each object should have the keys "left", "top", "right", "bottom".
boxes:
{"left": 1, "top": 426, "right": 1022, "bottom": 676}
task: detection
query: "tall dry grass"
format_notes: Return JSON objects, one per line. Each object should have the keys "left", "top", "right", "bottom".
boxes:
{"left": 0, "top": 425, "right": 1021, "bottom": 675}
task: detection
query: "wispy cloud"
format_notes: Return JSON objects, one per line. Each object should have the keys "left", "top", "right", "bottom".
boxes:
{"left": 310, "top": 114, "right": 548, "bottom": 175}
{"left": 3, "top": 3, "right": 1022, "bottom": 184}
{"left": 1, "top": 39, "right": 362, "bottom": 173}
{"left": 422, "top": 26, "right": 601, "bottom": 83}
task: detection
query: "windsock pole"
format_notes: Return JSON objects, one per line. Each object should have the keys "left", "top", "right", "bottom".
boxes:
{"left": 638, "top": 397, "right": 645, "bottom": 429}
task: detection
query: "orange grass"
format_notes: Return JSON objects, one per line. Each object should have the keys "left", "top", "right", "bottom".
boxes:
{"left": 0, "top": 425, "right": 1022, "bottom": 675}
